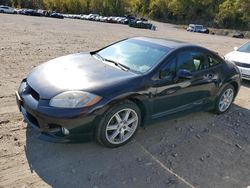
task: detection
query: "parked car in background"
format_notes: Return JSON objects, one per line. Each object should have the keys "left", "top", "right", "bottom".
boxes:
{"left": 100, "top": 16, "right": 108, "bottom": 22}
{"left": 187, "top": 24, "right": 209, "bottom": 34}
{"left": 94, "top": 15, "right": 101, "bottom": 21}
{"left": 37, "top": 9, "right": 47, "bottom": 16}
{"left": 225, "top": 41, "right": 250, "bottom": 80}
{"left": 79, "top": 14, "right": 87, "bottom": 20}
{"left": 129, "top": 20, "right": 155, "bottom": 30}
{"left": 21, "top": 9, "right": 41, "bottom": 16}
{"left": 126, "top": 15, "right": 136, "bottom": 21}
{"left": 0, "top": 5, "right": 154, "bottom": 30}
{"left": 19, "top": 9, "right": 28, "bottom": 15}
{"left": 74, "top": 14, "right": 81, "bottom": 19}
{"left": 0, "top": 5, "right": 16, "bottom": 14}
{"left": 86, "top": 14, "right": 99, "bottom": 20}
{"left": 16, "top": 37, "right": 241, "bottom": 147}
{"left": 118, "top": 17, "right": 128, "bottom": 24}
{"left": 50, "top": 13, "right": 64, "bottom": 19}
{"left": 107, "top": 16, "right": 116, "bottom": 23}
{"left": 233, "top": 31, "right": 244, "bottom": 39}
{"left": 140, "top": 17, "right": 148, "bottom": 22}
{"left": 15, "top": 8, "right": 23, "bottom": 14}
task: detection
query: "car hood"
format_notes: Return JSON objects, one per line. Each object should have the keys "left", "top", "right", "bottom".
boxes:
{"left": 27, "top": 53, "right": 138, "bottom": 99}
{"left": 225, "top": 51, "right": 250, "bottom": 64}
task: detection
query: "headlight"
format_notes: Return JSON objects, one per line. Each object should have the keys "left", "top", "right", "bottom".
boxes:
{"left": 50, "top": 91, "right": 102, "bottom": 108}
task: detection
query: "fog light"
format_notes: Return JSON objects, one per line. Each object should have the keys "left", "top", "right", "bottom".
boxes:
{"left": 61, "top": 127, "right": 69, "bottom": 135}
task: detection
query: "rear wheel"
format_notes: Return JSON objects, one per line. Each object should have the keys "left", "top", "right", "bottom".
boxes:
{"left": 214, "top": 84, "right": 235, "bottom": 114}
{"left": 95, "top": 100, "right": 141, "bottom": 148}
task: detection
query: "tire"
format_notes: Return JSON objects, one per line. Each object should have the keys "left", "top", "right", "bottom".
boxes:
{"left": 213, "top": 84, "right": 235, "bottom": 114}
{"left": 95, "top": 100, "right": 141, "bottom": 148}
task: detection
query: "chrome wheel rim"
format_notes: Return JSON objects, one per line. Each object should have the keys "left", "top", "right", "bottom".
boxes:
{"left": 219, "top": 88, "right": 234, "bottom": 112}
{"left": 105, "top": 108, "right": 138, "bottom": 144}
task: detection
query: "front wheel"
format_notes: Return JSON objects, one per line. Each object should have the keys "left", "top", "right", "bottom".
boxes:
{"left": 95, "top": 100, "right": 141, "bottom": 148}
{"left": 214, "top": 84, "right": 235, "bottom": 114}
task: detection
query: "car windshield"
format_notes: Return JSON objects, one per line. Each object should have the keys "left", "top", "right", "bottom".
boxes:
{"left": 238, "top": 42, "right": 250, "bottom": 53}
{"left": 96, "top": 39, "right": 169, "bottom": 73}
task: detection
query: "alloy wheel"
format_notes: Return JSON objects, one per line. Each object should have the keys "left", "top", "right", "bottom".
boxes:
{"left": 218, "top": 88, "right": 234, "bottom": 112}
{"left": 105, "top": 108, "right": 138, "bottom": 145}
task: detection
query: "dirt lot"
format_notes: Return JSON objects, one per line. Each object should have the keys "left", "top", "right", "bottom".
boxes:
{"left": 0, "top": 14, "right": 250, "bottom": 188}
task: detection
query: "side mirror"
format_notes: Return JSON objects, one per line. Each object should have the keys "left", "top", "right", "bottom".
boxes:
{"left": 177, "top": 69, "right": 192, "bottom": 79}
{"left": 234, "top": 47, "right": 238, "bottom": 51}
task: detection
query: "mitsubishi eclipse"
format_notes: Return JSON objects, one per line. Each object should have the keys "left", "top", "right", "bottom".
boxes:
{"left": 16, "top": 37, "right": 241, "bottom": 147}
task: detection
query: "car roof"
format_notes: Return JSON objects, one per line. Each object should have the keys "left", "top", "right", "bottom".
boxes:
{"left": 132, "top": 37, "right": 197, "bottom": 49}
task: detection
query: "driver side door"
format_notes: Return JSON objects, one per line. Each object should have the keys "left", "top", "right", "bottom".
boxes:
{"left": 152, "top": 49, "right": 213, "bottom": 119}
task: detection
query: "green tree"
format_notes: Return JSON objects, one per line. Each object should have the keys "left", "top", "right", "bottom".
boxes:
{"left": 149, "top": 0, "right": 168, "bottom": 19}
{"left": 0, "top": 0, "right": 12, "bottom": 6}
{"left": 215, "top": 0, "right": 243, "bottom": 28}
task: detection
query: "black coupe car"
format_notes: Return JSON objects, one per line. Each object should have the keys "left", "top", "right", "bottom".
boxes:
{"left": 232, "top": 31, "right": 244, "bottom": 39}
{"left": 50, "top": 13, "right": 64, "bottom": 19}
{"left": 16, "top": 37, "right": 241, "bottom": 147}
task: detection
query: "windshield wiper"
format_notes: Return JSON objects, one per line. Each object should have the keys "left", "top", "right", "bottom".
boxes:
{"left": 94, "top": 53, "right": 105, "bottom": 61}
{"left": 104, "top": 58, "right": 130, "bottom": 71}
{"left": 94, "top": 53, "right": 130, "bottom": 71}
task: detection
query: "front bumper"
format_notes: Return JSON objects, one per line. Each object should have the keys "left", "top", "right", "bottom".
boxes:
{"left": 15, "top": 88, "right": 98, "bottom": 143}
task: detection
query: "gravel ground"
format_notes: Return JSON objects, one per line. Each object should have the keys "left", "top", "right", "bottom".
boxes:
{"left": 0, "top": 14, "right": 250, "bottom": 188}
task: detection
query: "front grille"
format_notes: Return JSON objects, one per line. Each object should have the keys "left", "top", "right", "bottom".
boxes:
{"left": 242, "top": 74, "right": 250, "bottom": 78}
{"left": 233, "top": 61, "right": 250, "bottom": 68}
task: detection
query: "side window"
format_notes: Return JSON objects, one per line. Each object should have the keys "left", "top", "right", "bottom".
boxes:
{"left": 177, "top": 51, "right": 208, "bottom": 72}
{"left": 208, "top": 56, "right": 221, "bottom": 67}
{"left": 160, "top": 58, "right": 176, "bottom": 79}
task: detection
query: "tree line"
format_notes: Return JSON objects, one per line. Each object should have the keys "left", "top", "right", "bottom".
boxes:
{"left": 1, "top": 0, "right": 249, "bottom": 30}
